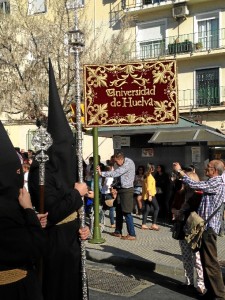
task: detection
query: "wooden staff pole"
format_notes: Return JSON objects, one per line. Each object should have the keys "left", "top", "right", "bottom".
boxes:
{"left": 32, "top": 124, "right": 53, "bottom": 282}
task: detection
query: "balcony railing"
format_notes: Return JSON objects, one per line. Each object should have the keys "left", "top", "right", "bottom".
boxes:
{"left": 168, "top": 40, "right": 193, "bottom": 54}
{"left": 121, "top": 0, "right": 181, "bottom": 10}
{"left": 125, "top": 28, "right": 225, "bottom": 60}
{"left": 110, "top": 0, "right": 182, "bottom": 26}
{"left": 178, "top": 86, "right": 225, "bottom": 110}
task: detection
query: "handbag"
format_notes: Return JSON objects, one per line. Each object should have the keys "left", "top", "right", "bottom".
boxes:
{"left": 105, "top": 198, "right": 115, "bottom": 208}
{"left": 172, "top": 220, "right": 186, "bottom": 240}
{"left": 184, "top": 204, "right": 222, "bottom": 251}
{"left": 184, "top": 212, "right": 205, "bottom": 251}
{"left": 134, "top": 186, "right": 142, "bottom": 195}
{"left": 104, "top": 193, "right": 115, "bottom": 208}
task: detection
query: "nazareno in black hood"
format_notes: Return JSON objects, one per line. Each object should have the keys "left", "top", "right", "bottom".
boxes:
{"left": 0, "top": 120, "right": 24, "bottom": 215}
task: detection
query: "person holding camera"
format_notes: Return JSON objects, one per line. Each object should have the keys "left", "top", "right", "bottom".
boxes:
{"left": 173, "top": 161, "right": 225, "bottom": 300}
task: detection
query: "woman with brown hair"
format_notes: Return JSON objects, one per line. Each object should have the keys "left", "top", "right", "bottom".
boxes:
{"left": 141, "top": 164, "right": 160, "bottom": 231}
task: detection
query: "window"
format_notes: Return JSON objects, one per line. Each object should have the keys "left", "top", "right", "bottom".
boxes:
{"left": 66, "top": 0, "right": 84, "bottom": 9}
{"left": 140, "top": 40, "right": 165, "bottom": 59}
{"left": 147, "top": 0, "right": 166, "bottom": 3}
{"left": 27, "top": 130, "right": 37, "bottom": 149}
{"left": 143, "top": 0, "right": 152, "bottom": 4}
{"left": 28, "top": 0, "right": 46, "bottom": 15}
{"left": 137, "top": 21, "right": 166, "bottom": 59}
{"left": 0, "top": 0, "right": 10, "bottom": 14}
{"left": 196, "top": 68, "right": 219, "bottom": 107}
{"left": 196, "top": 13, "right": 219, "bottom": 50}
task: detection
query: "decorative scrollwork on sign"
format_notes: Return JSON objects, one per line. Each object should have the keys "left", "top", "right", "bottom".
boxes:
{"left": 84, "top": 60, "right": 178, "bottom": 127}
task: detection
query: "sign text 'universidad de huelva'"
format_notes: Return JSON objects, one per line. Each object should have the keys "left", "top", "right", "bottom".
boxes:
{"left": 83, "top": 60, "right": 178, "bottom": 127}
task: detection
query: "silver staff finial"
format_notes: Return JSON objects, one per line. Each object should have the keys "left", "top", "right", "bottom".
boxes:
{"left": 32, "top": 125, "right": 53, "bottom": 187}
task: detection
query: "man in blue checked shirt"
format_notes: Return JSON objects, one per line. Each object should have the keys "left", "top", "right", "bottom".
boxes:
{"left": 97, "top": 151, "right": 136, "bottom": 240}
{"left": 173, "top": 160, "right": 225, "bottom": 300}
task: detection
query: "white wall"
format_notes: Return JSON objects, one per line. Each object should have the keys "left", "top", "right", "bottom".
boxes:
{"left": 83, "top": 134, "right": 114, "bottom": 164}
{"left": 4, "top": 123, "right": 113, "bottom": 163}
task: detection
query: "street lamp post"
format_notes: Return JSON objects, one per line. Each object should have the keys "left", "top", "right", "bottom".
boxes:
{"left": 68, "top": 4, "right": 88, "bottom": 300}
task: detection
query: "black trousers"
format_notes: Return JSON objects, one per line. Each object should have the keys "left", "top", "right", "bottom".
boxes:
{"left": 142, "top": 197, "right": 159, "bottom": 225}
{"left": 199, "top": 228, "right": 225, "bottom": 299}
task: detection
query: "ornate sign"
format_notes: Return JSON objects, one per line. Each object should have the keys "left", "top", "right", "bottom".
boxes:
{"left": 83, "top": 60, "right": 178, "bottom": 127}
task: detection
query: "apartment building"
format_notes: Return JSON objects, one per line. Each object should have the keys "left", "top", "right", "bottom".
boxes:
{"left": 109, "top": 0, "right": 225, "bottom": 132}
{"left": 89, "top": 0, "right": 225, "bottom": 167}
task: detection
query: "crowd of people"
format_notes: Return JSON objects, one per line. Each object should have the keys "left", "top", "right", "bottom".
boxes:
{"left": 6, "top": 137, "right": 225, "bottom": 300}
{"left": 86, "top": 154, "right": 179, "bottom": 237}
{"left": 86, "top": 153, "right": 225, "bottom": 299}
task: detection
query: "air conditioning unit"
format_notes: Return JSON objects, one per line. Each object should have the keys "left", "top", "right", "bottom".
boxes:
{"left": 172, "top": 4, "right": 189, "bottom": 19}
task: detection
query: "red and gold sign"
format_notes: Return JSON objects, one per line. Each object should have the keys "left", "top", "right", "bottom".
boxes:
{"left": 83, "top": 60, "right": 178, "bottom": 127}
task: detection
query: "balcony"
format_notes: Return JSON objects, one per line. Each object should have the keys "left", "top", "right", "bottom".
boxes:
{"left": 178, "top": 86, "right": 225, "bottom": 110}
{"left": 168, "top": 40, "right": 193, "bottom": 54}
{"left": 110, "top": 0, "right": 182, "bottom": 26}
{"left": 125, "top": 28, "right": 224, "bottom": 60}
{"left": 121, "top": 0, "right": 182, "bottom": 10}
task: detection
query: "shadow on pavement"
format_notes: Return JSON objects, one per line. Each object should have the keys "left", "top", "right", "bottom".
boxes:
{"left": 87, "top": 244, "right": 199, "bottom": 299}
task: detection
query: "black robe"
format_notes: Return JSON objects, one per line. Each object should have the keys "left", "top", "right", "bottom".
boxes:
{"left": 0, "top": 207, "right": 46, "bottom": 300}
{"left": 29, "top": 166, "right": 83, "bottom": 300}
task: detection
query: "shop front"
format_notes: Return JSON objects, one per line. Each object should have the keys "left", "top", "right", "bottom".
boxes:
{"left": 93, "top": 117, "right": 225, "bottom": 179}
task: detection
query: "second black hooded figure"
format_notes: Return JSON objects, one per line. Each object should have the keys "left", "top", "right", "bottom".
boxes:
{"left": 29, "top": 59, "right": 89, "bottom": 300}
{"left": 0, "top": 120, "right": 47, "bottom": 300}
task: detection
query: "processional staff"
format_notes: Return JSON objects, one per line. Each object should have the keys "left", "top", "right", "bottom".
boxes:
{"left": 31, "top": 120, "right": 52, "bottom": 283}
{"left": 68, "top": 1, "right": 89, "bottom": 299}
{"left": 32, "top": 120, "right": 53, "bottom": 214}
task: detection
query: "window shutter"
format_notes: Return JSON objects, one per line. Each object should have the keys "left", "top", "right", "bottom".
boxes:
{"left": 138, "top": 22, "right": 165, "bottom": 42}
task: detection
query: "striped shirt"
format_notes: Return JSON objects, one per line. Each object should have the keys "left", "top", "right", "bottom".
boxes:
{"left": 182, "top": 174, "right": 225, "bottom": 234}
{"left": 101, "top": 157, "right": 135, "bottom": 189}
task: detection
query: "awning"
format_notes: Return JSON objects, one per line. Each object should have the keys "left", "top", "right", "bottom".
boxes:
{"left": 85, "top": 117, "right": 225, "bottom": 145}
{"left": 148, "top": 129, "right": 225, "bottom": 144}
{"left": 91, "top": 117, "right": 201, "bottom": 138}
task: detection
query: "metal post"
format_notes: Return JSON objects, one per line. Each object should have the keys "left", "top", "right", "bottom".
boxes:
{"left": 89, "top": 127, "right": 105, "bottom": 244}
{"left": 68, "top": 2, "right": 88, "bottom": 299}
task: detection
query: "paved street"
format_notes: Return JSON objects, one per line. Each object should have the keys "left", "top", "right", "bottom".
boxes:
{"left": 87, "top": 261, "right": 200, "bottom": 299}
{"left": 85, "top": 212, "right": 225, "bottom": 299}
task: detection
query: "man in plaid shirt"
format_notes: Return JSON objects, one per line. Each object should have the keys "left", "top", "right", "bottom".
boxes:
{"left": 173, "top": 160, "right": 225, "bottom": 300}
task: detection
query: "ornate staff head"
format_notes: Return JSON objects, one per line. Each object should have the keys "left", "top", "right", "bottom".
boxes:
{"left": 32, "top": 121, "right": 53, "bottom": 186}
{"left": 31, "top": 118, "right": 53, "bottom": 213}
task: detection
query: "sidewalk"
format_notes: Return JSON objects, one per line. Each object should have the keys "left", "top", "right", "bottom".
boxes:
{"left": 86, "top": 213, "right": 225, "bottom": 278}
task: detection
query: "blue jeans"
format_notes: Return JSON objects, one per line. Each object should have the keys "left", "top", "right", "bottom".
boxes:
{"left": 109, "top": 207, "right": 115, "bottom": 225}
{"left": 115, "top": 204, "right": 136, "bottom": 237}
{"left": 124, "top": 212, "right": 136, "bottom": 236}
